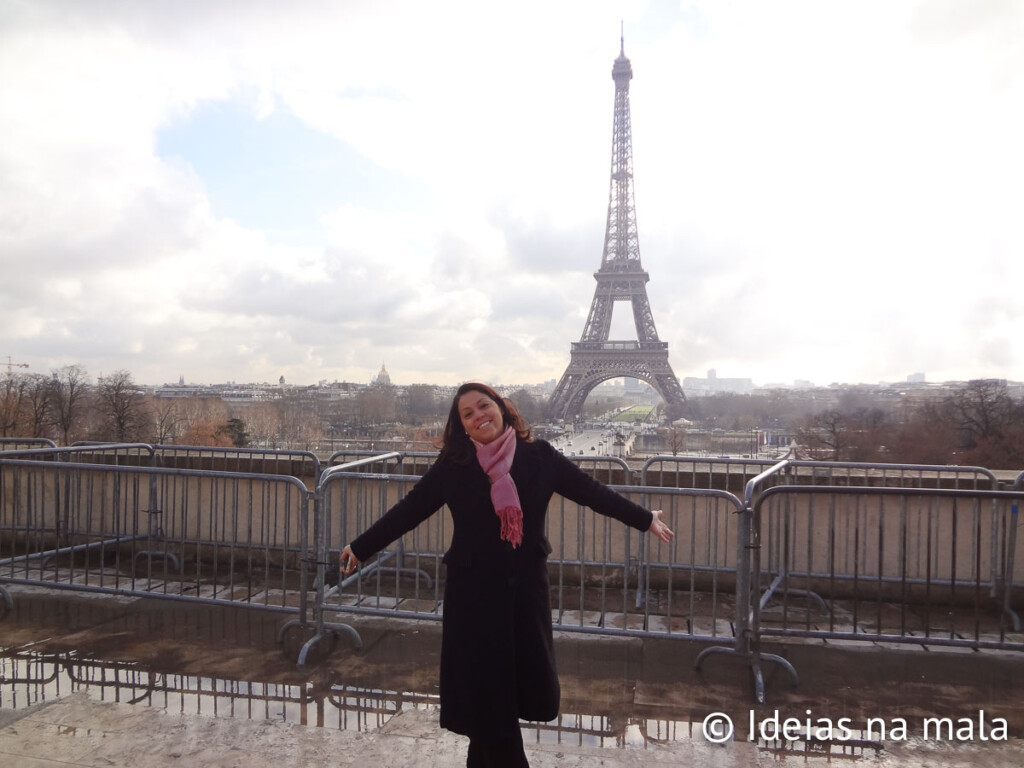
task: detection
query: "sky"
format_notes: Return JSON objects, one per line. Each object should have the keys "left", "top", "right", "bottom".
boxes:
{"left": 1, "top": 0, "right": 1022, "bottom": 390}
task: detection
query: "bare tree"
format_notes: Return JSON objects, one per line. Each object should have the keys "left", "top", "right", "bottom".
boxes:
{"left": 95, "top": 370, "right": 146, "bottom": 441}
{"left": 22, "top": 375, "right": 53, "bottom": 438}
{"left": 150, "top": 397, "right": 187, "bottom": 444}
{"left": 797, "top": 409, "right": 848, "bottom": 461}
{"left": 942, "top": 380, "right": 1018, "bottom": 445}
{"left": 47, "top": 365, "right": 90, "bottom": 445}
{"left": 277, "top": 393, "right": 323, "bottom": 449}
{"left": 938, "top": 380, "right": 1024, "bottom": 468}
{"left": 0, "top": 371, "right": 28, "bottom": 436}
{"left": 245, "top": 402, "right": 283, "bottom": 448}
{"left": 401, "top": 384, "right": 443, "bottom": 425}
{"left": 508, "top": 388, "right": 543, "bottom": 425}
{"left": 664, "top": 424, "right": 687, "bottom": 456}
{"left": 358, "top": 387, "right": 397, "bottom": 426}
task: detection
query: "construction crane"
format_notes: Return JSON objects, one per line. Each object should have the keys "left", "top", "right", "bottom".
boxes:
{"left": 5, "top": 356, "right": 29, "bottom": 375}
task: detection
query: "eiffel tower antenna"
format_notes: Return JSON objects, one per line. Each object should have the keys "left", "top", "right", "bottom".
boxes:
{"left": 548, "top": 36, "right": 687, "bottom": 423}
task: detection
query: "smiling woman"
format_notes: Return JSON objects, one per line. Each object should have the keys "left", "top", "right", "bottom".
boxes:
{"left": 339, "top": 381, "right": 674, "bottom": 767}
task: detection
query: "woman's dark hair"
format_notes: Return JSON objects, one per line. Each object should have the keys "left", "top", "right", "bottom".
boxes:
{"left": 438, "top": 382, "right": 533, "bottom": 463}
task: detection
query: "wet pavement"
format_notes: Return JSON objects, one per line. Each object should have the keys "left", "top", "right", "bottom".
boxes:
{"left": 3, "top": 585, "right": 1024, "bottom": 766}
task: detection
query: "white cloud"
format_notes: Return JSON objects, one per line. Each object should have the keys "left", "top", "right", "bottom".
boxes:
{"left": 1, "top": 0, "right": 1022, "bottom": 390}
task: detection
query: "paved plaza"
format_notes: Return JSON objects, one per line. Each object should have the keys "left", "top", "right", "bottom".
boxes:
{"left": 2, "top": 586, "right": 1024, "bottom": 767}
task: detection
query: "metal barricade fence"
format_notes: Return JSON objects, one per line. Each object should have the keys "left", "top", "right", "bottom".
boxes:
{"left": 0, "top": 458, "right": 314, "bottom": 622}
{"left": 1009, "top": 471, "right": 1024, "bottom": 630}
{"left": 327, "top": 451, "right": 634, "bottom": 485}
{"left": 567, "top": 455, "right": 635, "bottom": 486}
{"left": 0, "top": 438, "right": 58, "bottom": 452}
{"left": 754, "top": 462, "right": 1002, "bottom": 612}
{"left": 749, "top": 485, "right": 1024, "bottom": 655}
{"left": 4, "top": 446, "right": 1021, "bottom": 704}
{"left": 153, "top": 444, "right": 323, "bottom": 482}
{"left": 641, "top": 456, "right": 780, "bottom": 491}
{"left": 8, "top": 442, "right": 158, "bottom": 465}
{"left": 328, "top": 449, "right": 435, "bottom": 476}
{"left": 693, "top": 458, "right": 1008, "bottom": 702}
{"left": 300, "top": 462, "right": 437, "bottom": 663}
{"left": 547, "top": 485, "right": 743, "bottom": 640}
{"left": 301, "top": 468, "right": 745, "bottom": 664}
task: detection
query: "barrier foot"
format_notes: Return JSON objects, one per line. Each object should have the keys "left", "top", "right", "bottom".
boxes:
{"left": 0, "top": 585, "right": 12, "bottom": 619}
{"left": 276, "top": 618, "right": 307, "bottom": 646}
{"left": 751, "top": 652, "right": 799, "bottom": 705}
{"left": 133, "top": 550, "right": 182, "bottom": 576}
{"left": 694, "top": 643, "right": 736, "bottom": 670}
{"left": 695, "top": 644, "right": 799, "bottom": 704}
{"left": 1003, "top": 605, "right": 1022, "bottom": 632}
{"left": 773, "top": 587, "right": 828, "bottom": 614}
{"left": 296, "top": 623, "right": 362, "bottom": 668}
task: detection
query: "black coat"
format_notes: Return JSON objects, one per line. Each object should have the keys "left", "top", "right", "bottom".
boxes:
{"left": 349, "top": 438, "right": 653, "bottom": 739}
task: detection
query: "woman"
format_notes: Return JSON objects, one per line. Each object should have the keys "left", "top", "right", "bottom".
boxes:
{"left": 340, "top": 382, "right": 674, "bottom": 768}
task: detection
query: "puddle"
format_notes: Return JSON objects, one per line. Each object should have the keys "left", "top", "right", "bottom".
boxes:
{"left": 3, "top": 587, "right": 1024, "bottom": 763}
{"left": 0, "top": 647, "right": 888, "bottom": 760}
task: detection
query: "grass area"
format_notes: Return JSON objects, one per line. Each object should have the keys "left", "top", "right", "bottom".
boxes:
{"left": 611, "top": 405, "right": 654, "bottom": 422}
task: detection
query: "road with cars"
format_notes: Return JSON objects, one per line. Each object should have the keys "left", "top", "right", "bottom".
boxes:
{"left": 549, "top": 428, "right": 624, "bottom": 458}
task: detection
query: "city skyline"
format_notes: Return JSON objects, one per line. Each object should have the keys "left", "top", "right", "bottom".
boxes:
{"left": 2, "top": 2, "right": 1022, "bottom": 389}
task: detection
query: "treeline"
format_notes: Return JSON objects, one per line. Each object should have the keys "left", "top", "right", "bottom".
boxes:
{"left": 4, "top": 367, "right": 1022, "bottom": 469}
{"left": 686, "top": 379, "right": 1024, "bottom": 469}
{"left": 794, "top": 380, "right": 1024, "bottom": 468}
{"left": 0, "top": 367, "right": 548, "bottom": 452}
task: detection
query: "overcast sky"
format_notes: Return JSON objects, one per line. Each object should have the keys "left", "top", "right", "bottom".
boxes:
{"left": 2, "top": 0, "right": 1022, "bottom": 389}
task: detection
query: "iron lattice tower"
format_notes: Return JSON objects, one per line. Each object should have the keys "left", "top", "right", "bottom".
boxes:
{"left": 548, "top": 38, "right": 686, "bottom": 423}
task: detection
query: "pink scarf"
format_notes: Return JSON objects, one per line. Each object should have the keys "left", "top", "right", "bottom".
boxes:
{"left": 472, "top": 426, "right": 523, "bottom": 547}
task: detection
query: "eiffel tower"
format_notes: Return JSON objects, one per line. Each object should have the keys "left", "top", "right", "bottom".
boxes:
{"left": 548, "top": 37, "right": 686, "bottom": 423}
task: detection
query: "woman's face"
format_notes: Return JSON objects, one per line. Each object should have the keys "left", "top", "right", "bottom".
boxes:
{"left": 458, "top": 390, "right": 504, "bottom": 445}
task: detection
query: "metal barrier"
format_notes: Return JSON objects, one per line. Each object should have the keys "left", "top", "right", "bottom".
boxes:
{"left": 752, "top": 462, "right": 1002, "bottom": 617}
{"left": 3, "top": 446, "right": 1022, "bottom": 704}
{"left": 7, "top": 442, "right": 158, "bottom": 464}
{"left": 328, "top": 449, "right": 435, "bottom": 476}
{"left": 0, "top": 438, "right": 58, "bottom": 452}
{"left": 567, "top": 455, "right": 634, "bottom": 486}
{"left": 299, "top": 459, "right": 432, "bottom": 664}
{"left": 699, "top": 481, "right": 1024, "bottom": 701}
{"left": 641, "top": 455, "right": 779, "bottom": 490}
{"left": 751, "top": 485, "right": 1024, "bottom": 649}
{"left": 0, "top": 458, "right": 314, "bottom": 625}
{"left": 301, "top": 468, "right": 745, "bottom": 665}
{"left": 548, "top": 485, "right": 743, "bottom": 640}
{"left": 1009, "top": 471, "right": 1024, "bottom": 630}
{"left": 152, "top": 444, "right": 323, "bottom": 481}
{"left": 693, "top": 459, "right": 1011, "bottom": 702}
{"left": 327, "top": 450, "right": 635, "bottom": 486}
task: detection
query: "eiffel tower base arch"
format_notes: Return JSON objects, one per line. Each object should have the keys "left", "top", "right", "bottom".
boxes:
{"left": 547, "top": 342, "right": 687, "bottom": 423}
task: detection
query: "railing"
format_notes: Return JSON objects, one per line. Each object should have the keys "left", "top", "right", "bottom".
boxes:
{"left": 0, "top": 457, "right": 314, "bottom": 622}
{"left": 0, "top": 438, "right": 58, "bottom": 452}
{"left": 328, "top": 449, "right": 431, "bottom": 476}
{"left": 2, "top": 446, "right": 1021, "bottom": 704}
{"left": 641, "top": 455, "right": 780, "bottom": 490}
{"left": 300, "top": 468, "right": 747, "bottom": 664}
{"left": 750, "top": 485, "right": 1024, "bottom": 650}
{"left": 151, "top": 444, "right": 323, "bottom": 481}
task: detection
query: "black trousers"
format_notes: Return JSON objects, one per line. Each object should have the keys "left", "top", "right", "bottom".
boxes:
{"left": 466, "top": 728, "right": 529, "bottom": 768}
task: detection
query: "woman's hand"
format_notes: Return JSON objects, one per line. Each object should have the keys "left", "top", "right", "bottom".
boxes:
{"left": 339, "top": 545, "right": 360, "bottom": 575}
{"left": 648, "top": 510, "right": 674, "bottom": 543}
